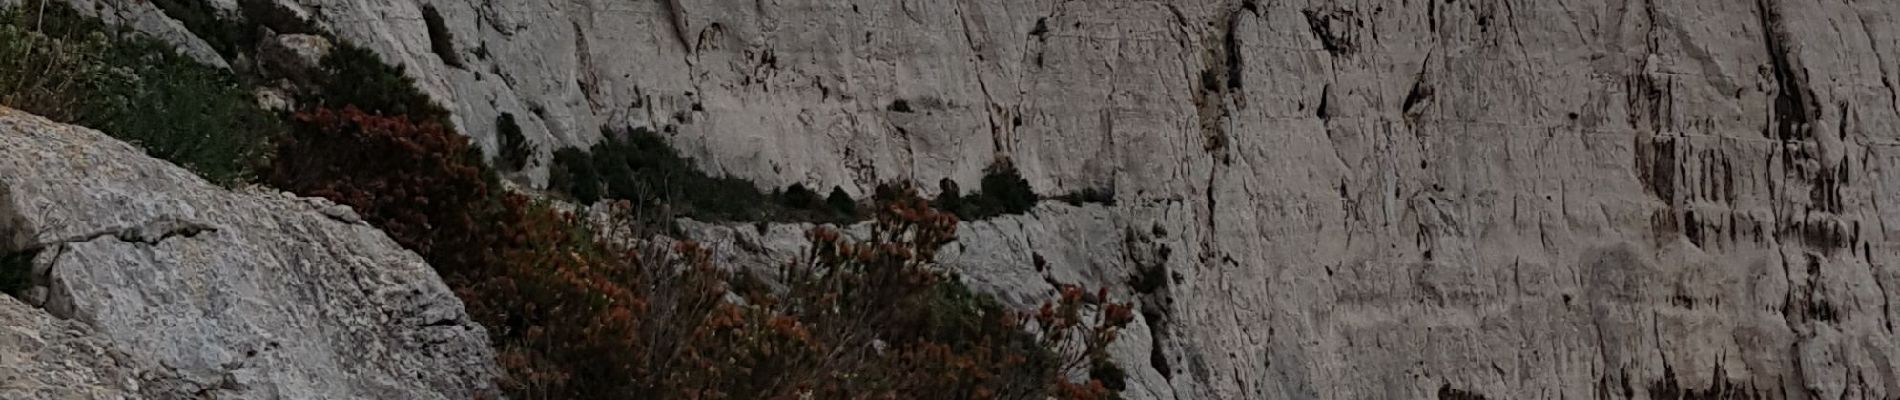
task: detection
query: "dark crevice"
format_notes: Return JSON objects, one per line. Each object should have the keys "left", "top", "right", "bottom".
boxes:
{"left": 1223, "top": 12, "right": 1245, "bottom": 90}
{"left": 422, "top": 5, "right": 463, "bottom": 68}
{"left": 1316, "top": 84, "right": 1332, "bottom": 122}
{"left": 1758, "top": 0, "right": 1814, "bottom": 142}
{"left": 1303, "top": 7, "right": 1357, "bottom": 57}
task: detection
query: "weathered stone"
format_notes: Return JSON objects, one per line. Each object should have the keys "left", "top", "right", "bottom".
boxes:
{"left": 32, "top": 0, "right": 1900, "bottom": 398}
{"left": 0, "top": 108, "right": 501, "bottom": 399}
{"left": 0, "top": 295, "right": 150, "bottom": 400}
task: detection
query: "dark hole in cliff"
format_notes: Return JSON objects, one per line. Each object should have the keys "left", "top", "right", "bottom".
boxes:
{"left": 422, "top": 5, "right": 464, "bottom": 68}
{"left": 1316, "top": 85, "right": 1331, "bottom": 121}
{"left": 888, "top": 99, "right": 914, "bottom": 113}
{"left": 1130, "top": 263, "right": 1166, "bottom": 294}
{"left": 0, "top": 249, "right": 37, "bottom": 297}
{"left": 1029, "top": 17, "right": 1049, "bottom": 38}
{"left": 1223, "top": 15, "right": 1244, "bottom": 90}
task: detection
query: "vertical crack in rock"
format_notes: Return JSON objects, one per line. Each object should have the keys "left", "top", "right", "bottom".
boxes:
{"left": 1302, "top": 6, "right": 1357, "bottom": 58}
{"left": 1757, "top": 0, "right": 1814, "bottom": 144}
{"left": 1401, "top": 51, "right": 1436, "bottom": 126}
{"left": 660, "top": 0, "right": 692, "bottom": 53}
{"left": 950, "top": 0, "right": 1006, "bottom": 158}
{"left": 1191, "top": 6, "right": 1246, "bottom": 164}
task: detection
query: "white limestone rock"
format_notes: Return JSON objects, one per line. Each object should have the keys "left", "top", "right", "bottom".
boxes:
{"left": 0, "top": 108, "right": 501, "bottom": 400}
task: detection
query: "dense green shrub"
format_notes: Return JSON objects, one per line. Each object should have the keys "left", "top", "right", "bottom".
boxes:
{"left": 779, "top": 183, "right": 818, "bottom": 208}
{"left": 0, "top": 5, "right": 281, "bottom": 184}
{"left": 935, "top": 161, "right": 1040, "bottom": 220}
{"left": 826, "top": 186, "right": 857, "bottom": 216}
{"left": 1055, "top": 186, "right": 1117, "bottom": 206}
{"left": 305, "top": 44, "right": 453, "bottom": 126}
{"left": 547, "top": 127, "right": 855, "bottom": 223}
{"left": 548, "top": 147, "right": 600, "bottom": 201}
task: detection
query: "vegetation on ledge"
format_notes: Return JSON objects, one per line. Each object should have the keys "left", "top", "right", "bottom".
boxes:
{"left": 2, "top": 3, "right": 1139, "bottom": 398}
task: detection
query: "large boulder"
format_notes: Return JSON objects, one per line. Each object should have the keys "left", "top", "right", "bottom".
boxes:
{"left": 0, "top": 107, "right": 500, "bottom": 399}
{"left": 0, "top": 295, "right": 183, "bottom": 400}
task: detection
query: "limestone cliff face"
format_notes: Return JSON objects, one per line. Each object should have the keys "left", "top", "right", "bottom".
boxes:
{"left": 0, "top": 108, "right": 500, "bottom": 399}
{"left": 46, "top": 0, "right": 1900, "bottom": 398}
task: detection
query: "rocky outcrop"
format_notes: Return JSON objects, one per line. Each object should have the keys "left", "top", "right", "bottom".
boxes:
{"left": 37, "top": 0, "right": 1900, "bottom": 398}
{"left": 0, "top": 295, "right": 188, "bottom": 399}
{"left": 0, "top": 108, "right": 499, "bottom": 399}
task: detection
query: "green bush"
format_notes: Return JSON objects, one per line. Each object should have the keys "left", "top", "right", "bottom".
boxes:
{"left": 549, "top": 147, "right": 600, "bottom": 202}
{"left": 305, "top": 43, "right": 452, "bottom": 126}
{"left": 547, "top": 127, "right": 856, "bottom": 223}
{"left": 1055, "top": 186, "right": 1117, "bottom": 206}
{"left": 779, "top": 183, "right": 818, "bottom": 209}
{"left": 0, "top": 4, "right": 281, "bottom": 184}
{"left": 935, "top": 161, "right": 1040, "bottom": 220}
{"left": 826, "top": 186, "right": 857, "bottom": 216}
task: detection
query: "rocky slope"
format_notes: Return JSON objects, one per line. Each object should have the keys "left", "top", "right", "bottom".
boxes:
{"left": 0, "top": 108, "right": 500, "bottom": 399}
{"left": 26, "top": 0, "right": 1900, "bottom": 398}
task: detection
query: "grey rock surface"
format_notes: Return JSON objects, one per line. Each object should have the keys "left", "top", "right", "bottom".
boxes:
{"left": 33, "top": 0, "right": 1900, "bottom": 398}
{"left": 0, "top": 295, "right": 164, "bottom": 400}
{"left": 0, "top": 108, "right": 500, "bottom": 399}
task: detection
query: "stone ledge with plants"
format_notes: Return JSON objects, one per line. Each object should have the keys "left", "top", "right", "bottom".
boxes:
{"left": 0, "top": 1, "right": 1140, "bottom": 399}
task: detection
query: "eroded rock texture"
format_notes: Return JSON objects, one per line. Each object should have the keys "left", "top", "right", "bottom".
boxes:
{"left": 44, "top": 0, "right": 1900, "bottom": 398}
{"left": 0, "top": 108, "right": 500, "bottom": 399}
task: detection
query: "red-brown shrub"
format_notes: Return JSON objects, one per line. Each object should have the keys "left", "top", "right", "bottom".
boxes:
{"left": 266, "top": 106, "right": 493, "bottom": 279}
{"left": 268, "top": 107, "right": 1134, "bottom": 399}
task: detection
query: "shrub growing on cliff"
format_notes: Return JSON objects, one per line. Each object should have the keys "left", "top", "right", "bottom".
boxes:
{"left": 266, "top": 107, "right": 492, "bottom": 275}
{"left": 547, "top": 127, "right": 856, "bottom": 223}
{"left": 270, "top": 112, "right": 1135, "bottom": 398}
{"left": 935, "top": 161, "right": 1040, "bottom": 220}
{"left": 306, "top": 44, "right": 453, "bottom": 126}
{"left": 0, "top": 4, "right": 281, "bottom": 184}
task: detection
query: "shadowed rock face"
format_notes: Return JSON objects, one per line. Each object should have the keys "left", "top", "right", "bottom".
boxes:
{"left": 0, "top": 108, "right": 500, "bottom": 399}
{"left": 30, "top": 0, "right": 1900, "bottom": 398}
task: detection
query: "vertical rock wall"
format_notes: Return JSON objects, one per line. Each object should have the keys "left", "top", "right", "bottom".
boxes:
{"left": 48, "top": 0, "right": 1900, "bottom": 398}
